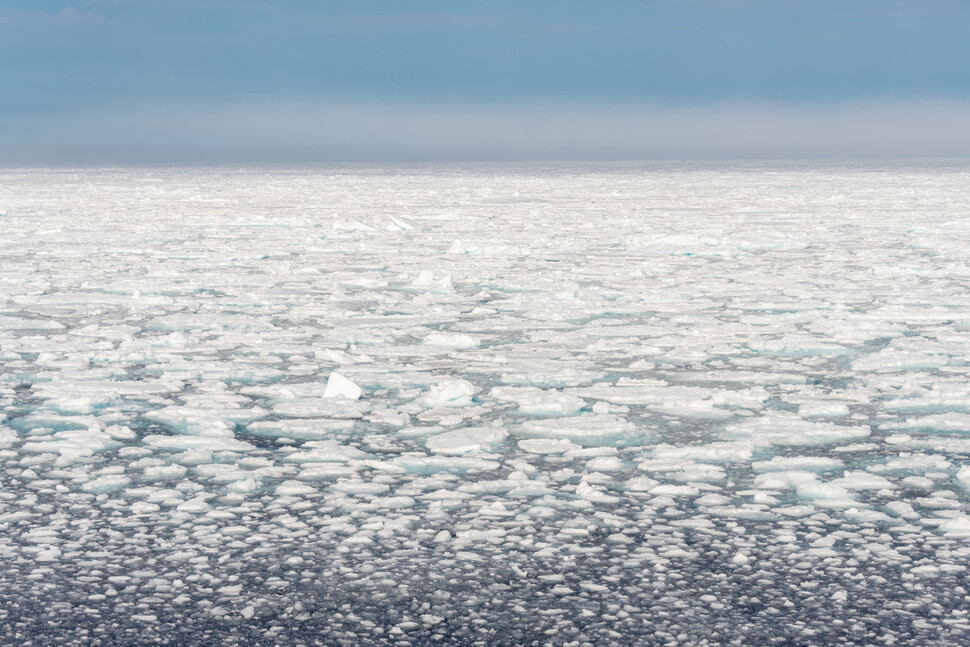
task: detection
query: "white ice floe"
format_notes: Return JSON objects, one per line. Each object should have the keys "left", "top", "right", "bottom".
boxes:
{"left": 489, "top": 386, "right": 585, "bottom": 416}
{"left": 408, "top": 270, "right": 454, "bottom": 293}
{"left": 387, "top": 216, "right": 414, "bottom": 231}
{"left": 425, "top": 426, "right": 508, "bottom": 455}
{"left": 722, "top": 412, "right": 870, "bottom": 446}
{"left": 516, "top": 414, "right": 643, "bottom": 446}
{"left": 422, "top": 332, "right": 481, "bottom": 349}
{"left": 323, "top": 372, "right": 363, "bottom": 400}
{"left": 517, "top": 438, "right": 582, "bottom": 454}
{"left": 418, "top": 379, "right": 479, "bottom": 408}
{"left": 879, "top": 413, "right": 970, "bottom": 434}
{"left": 752, "top": 456, "right": 844, "bottom": 473}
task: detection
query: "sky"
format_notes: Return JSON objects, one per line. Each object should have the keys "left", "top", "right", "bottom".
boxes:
{"left": 2, "top": 0, "right": 970, "bottom": 163}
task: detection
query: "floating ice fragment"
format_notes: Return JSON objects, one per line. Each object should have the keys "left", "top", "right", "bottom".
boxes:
{"left": 0, "top": 316, "right": 65, "bottom": 330}
{"left": 142, "top": 464, "right": 188, "bottom": 481}
{"left": 176, "top": 496, "right": 210, "bottom": 513}
{"left": 852, "top": 349, "right": 949, "bottom": 372}
{"left": 372, "top": 455, "right": 500, "bottom": 474}
{"left": 517, "top": 414, "right": 644, "bottom": 447}
{"left": 142, "top": 435, "right": 255, "bottom": 452}
{"left": 586, "top": 456, "right": 623, "bottom": 472}
{"left": 387, "top": 216, "right": 414, "bottom": 231}
{"left": 752, "top": 456, "right": 844, "bottom": 473}
{"left": 937, "top": 515, "right": 970, "bottom": 539}
{"left": 409, "top": 270, "right": 454, "bottom": 293}
{"left": 797, "top": 401, "right": 851, "bottom": 418}
{"left": 793, "top": 479, "right": 857, "bottom": 509}
{"left": 141, "top": 407, "right": 237, "bottom": 437}
{"left": 747, "top": 335, "right": 847, "bottom": 357}
{"left": 246, "top": 419, "right": 356, "bottom": 440}
{"left": 419, "top": 380, "right": 479, "bottom": 408}
{"left": 722, "top": 412, "right": 870, "bottom": 446}
{"left": 228, "top": 478, "right": 261, "bottom": 493}
{"left": 323, "top": 348, "right": 373, "bottom": 364}
{"left": 81, "top": 474, "right": 131, "bottom": 493}
{"left": 879, "top": 413, "right": 970, "bottom": 434}
{"left": 271, "top": 399, "right": 366, "bottom": 418}
{"left": 576, "top": 479, "right": 621, "bottom": 504}
{"left": 323, "top": 372, "right": 362, "bottom": 400}
{"left": 648, "top": 484, "right": 699, "bottom": 497}
{"left": 276, "top": 480, "right": 317, "bottom": 495}
{"left": 829, "top": 470, "right": 895, "bottom": 490}
{"left": 284, "top": 440, "right": 369, "bottom": 463}
{"left": 652, "top": 442, "right": 762, "bottom": 463}
{"left": 422, "top": 332, "right": 481, "bottom": 349}
{"left": 425, "top": 426, "right": 507, "bottom": 455}
{"left": 517, "top": 438, "right": 581, "bottom": 454}
{"left": 499, "top": 369, "right": 604, "bottom": 388}
{"left": 332, "top": 218, "right": 377, "bottom": 233}
{"left": 490, "top": 386, "right": 585, "bottom": 417}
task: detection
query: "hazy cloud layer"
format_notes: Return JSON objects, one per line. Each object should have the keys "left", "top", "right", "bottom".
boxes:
{"left": 3, "top": 99, "right": 970, "bottom": 164}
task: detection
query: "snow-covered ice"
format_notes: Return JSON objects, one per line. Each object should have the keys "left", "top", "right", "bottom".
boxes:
{"left": 3, "top": 163, "right": 970, "bottom": 645}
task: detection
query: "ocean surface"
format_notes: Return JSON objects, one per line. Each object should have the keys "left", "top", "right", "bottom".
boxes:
{"left": 2, "top": 163, "right": 970, "bottom": 645}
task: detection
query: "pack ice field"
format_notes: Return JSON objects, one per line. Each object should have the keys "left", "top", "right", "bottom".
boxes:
{"left": 2, "top": 164, "right": 970, "bottom": 646}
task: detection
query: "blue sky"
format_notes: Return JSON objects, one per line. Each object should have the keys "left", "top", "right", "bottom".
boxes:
{"left": 3, "top": 1, "right": 970, "bottom": 162}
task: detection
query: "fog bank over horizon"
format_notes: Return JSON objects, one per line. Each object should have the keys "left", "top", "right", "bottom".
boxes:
{"left": 3, "top": 99, "right": 970, "bottom": 165}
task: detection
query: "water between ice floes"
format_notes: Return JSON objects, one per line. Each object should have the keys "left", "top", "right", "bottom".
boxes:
{"left": 2, "top": 163, "right": 970, "bottom": 645}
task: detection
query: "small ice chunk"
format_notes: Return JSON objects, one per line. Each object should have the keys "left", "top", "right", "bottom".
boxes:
{"left": 333, "top": 218, "right": 377, "bottom": 232}
{"left": 284, "top": 440, "right": 369, "bottom": 463}
{"left": 797, "top": 401, "right": 851, "bottom": 418}
{"left": 576, "top": 479, "right": 621, "bottom": 503}
{"left": 490, "top": 386, "right": 585, "bottom": 417}
{"left": 955, "top": 465, "right": 970, "bottom": 489}
{"left": 752, "top": 456, "right": 844, "bottom": 473}
{"left": 176, "top": 496, "right": 210, "bottom": 513}
{"left": 425, "top": 426, "right": 508, "bottom": 455}
{"left": 141, "top": 407, "right": 236, "bottom": 437}
{"left": 722, "top": 412, "right": 869, "bottom": 446}
{"left": 879, "top": 413, "right": 970, "bottom": 434}
{"left": 829, "top": 470, "right": 895, "bottom": 490}
{"left": 142, "top": 435, "right": 255, "bottom": 452}
{"left": 142, "top": 464, "right": 188, "bottom": 481}
{"left": 276, "top": 480, "right": 318, "bottom": 495}
{"left": 246, "top": 419, "right": 356, "bottom": 440}
{"left": 586, "top": 456, "right": 623, "bottom": 472}
{"left": 323, "top": 372, "right": 362, "bottom": 400}
{"left": 0, "top": 426, "right": 16, "bottom": 448}
{"left": 81, "top": 474, "right": 131, "bottom": 493}
{"left": 409, "top": 270, "right": 454, "bottom": 293}
{"left": 517, "top": 414, "right": 643, "bottom": 446}
{"left": 423, "top": 332, "right": 481, "bottom": 349}
{"left": 419, "top": 380, "right": 479, "bottom": 408}
{"left": 388, "top": 216, "right": 414, "bottom": 231}
{"left": 0, "top": 316, "right": 65, "bottom": 330}
{"left": 852, "top": 349, "right": 948, "bottom": 372}
{"left": 517, "top": 438, "right": 581, "bottom": 454}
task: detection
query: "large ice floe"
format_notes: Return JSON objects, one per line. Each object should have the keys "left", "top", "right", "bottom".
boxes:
{"left": 3, "top": 163, "right": 970, "bottom": 645}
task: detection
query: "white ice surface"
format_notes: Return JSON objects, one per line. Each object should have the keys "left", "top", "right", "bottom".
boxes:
{"left": 4, "top": 165, "right": 970, "bottom": 645}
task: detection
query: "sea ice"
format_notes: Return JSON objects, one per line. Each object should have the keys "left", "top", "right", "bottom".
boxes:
{"left": 4, "top": 165, "right": 970, "bottom": 646}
